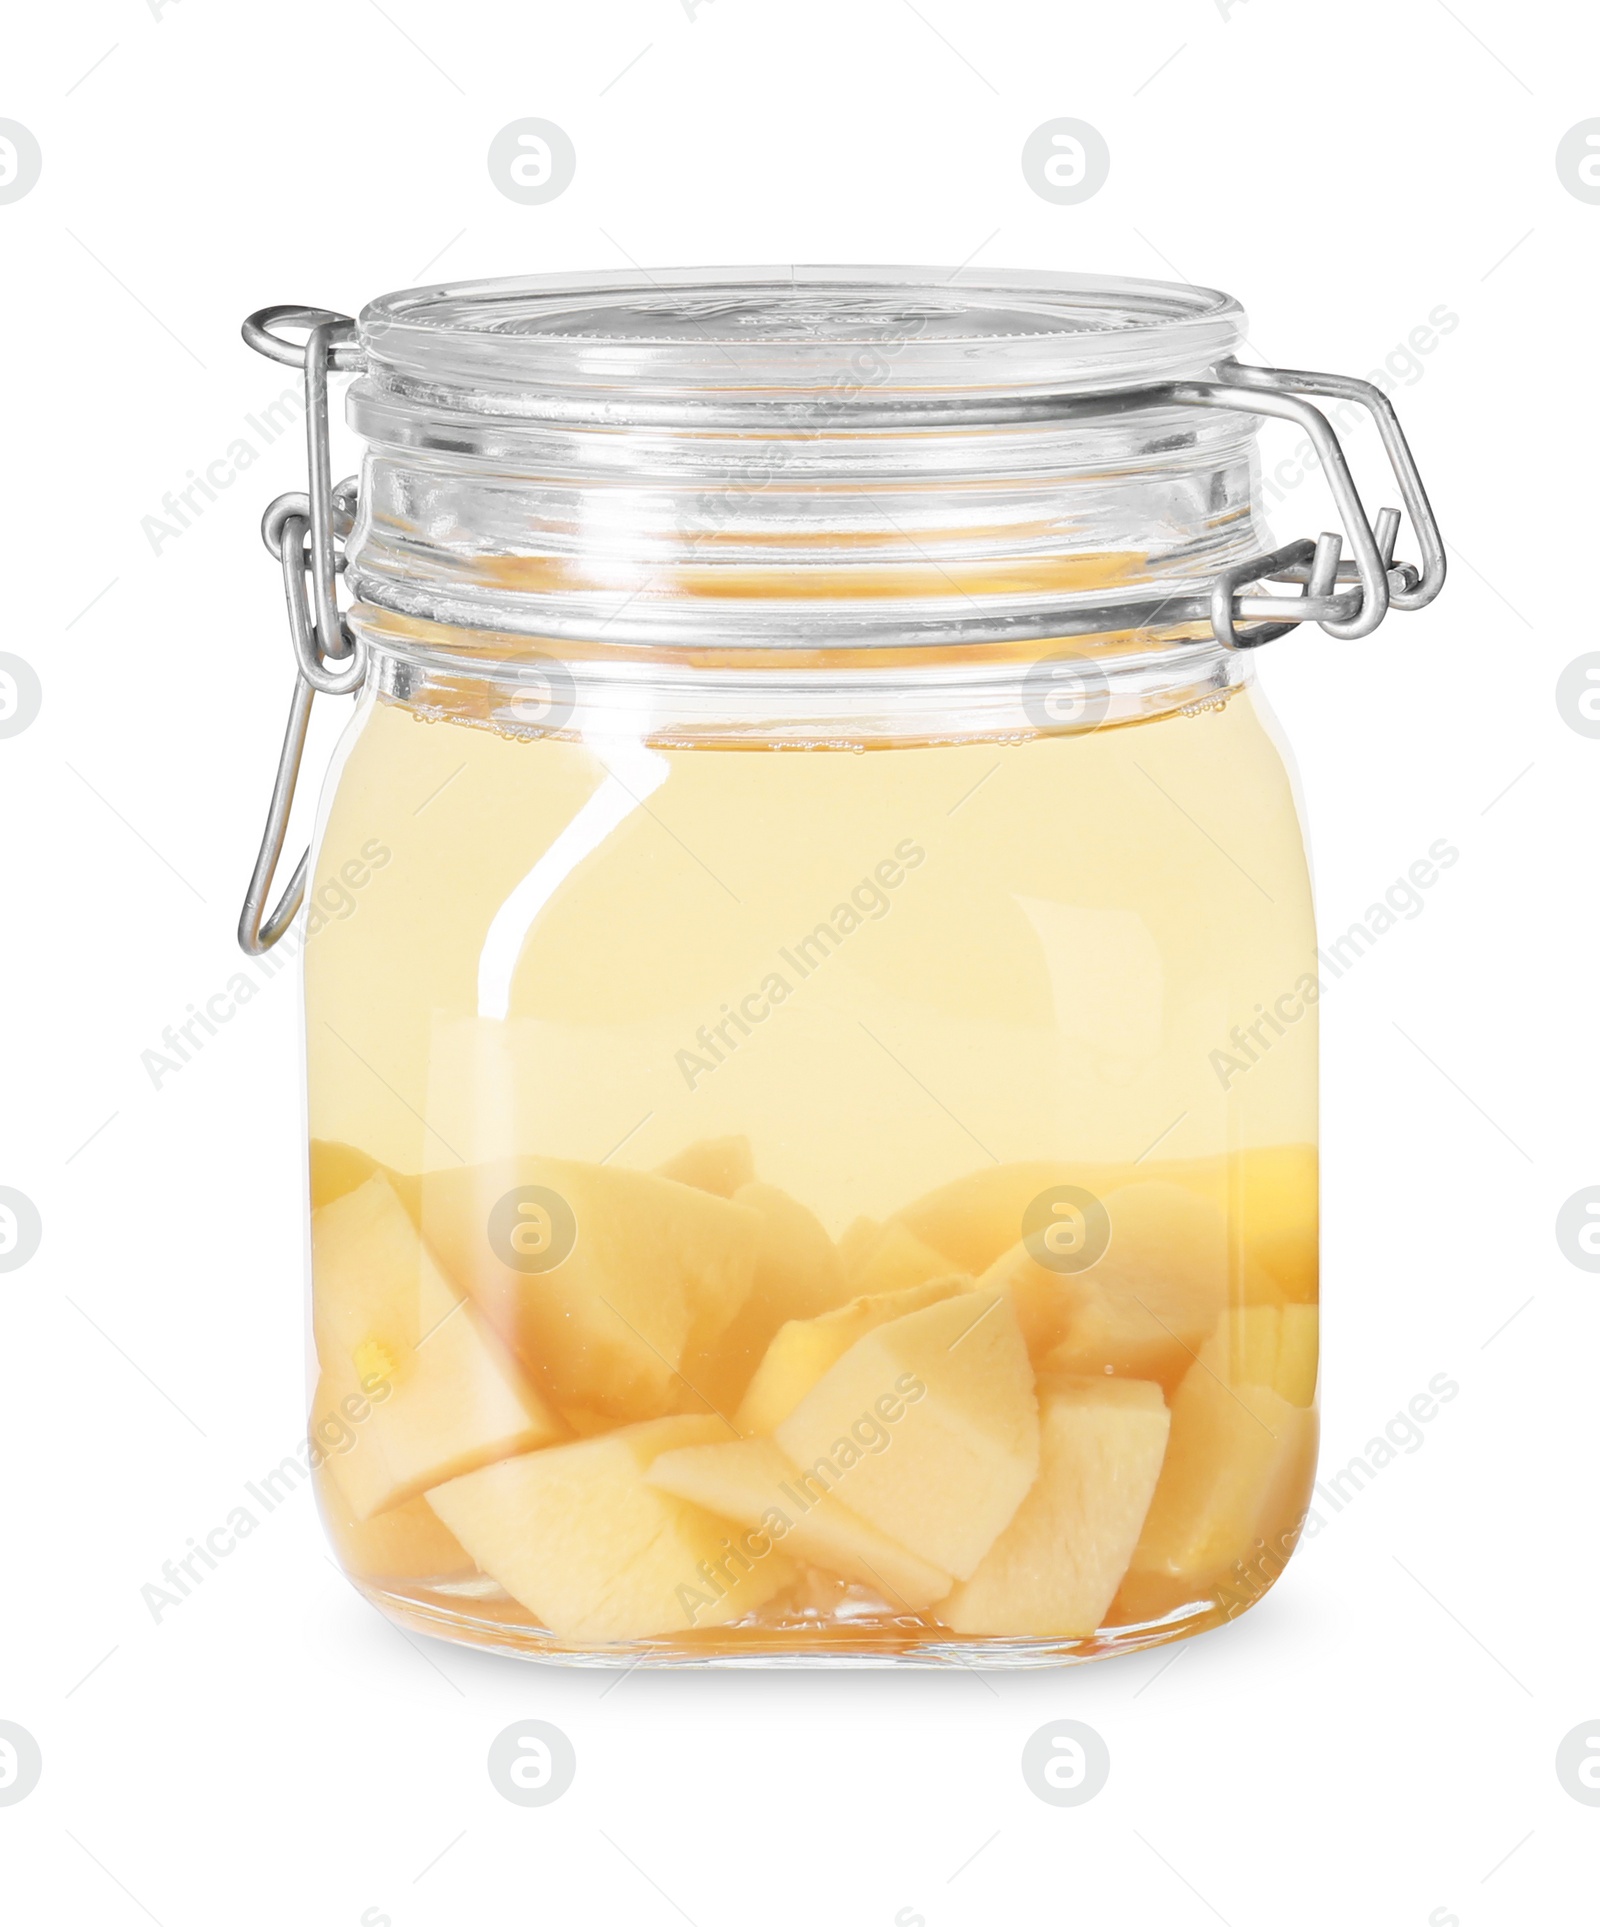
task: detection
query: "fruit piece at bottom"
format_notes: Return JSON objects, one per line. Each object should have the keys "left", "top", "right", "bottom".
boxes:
{"left": 426, "top": 1416, "right": 796, "bottom": 1641}
{"left": 1128, "top": 1365, "right": 1315, "bottom": 1585}
{"left": 421, "top": 1157, "right": 761, "bottom": 1422}
{"left": 893, "top": 1145, "right": 1318, "bottom": 1299}
{"left": 653, "top": 1135, "right": 757, "bottom": 1199}
{"left": 942, "top": 1377, "right": 1170, "bottom": 1637}
{"left": 554, "top": 1406, "right": 617, "bottom": 1439}
{"left": 892, "top": 1160, "right": 1134, "bottom": 1276}
{"left": 1275, "top": 1305, "right": 1319, "bottom": 1406}
{"left": 1015, "top": 1181, "right": 1232, "bottom": 1389}
{"left": 685, "top": 1182, "right": 850, "bottom": 1410}
{"left": 309, "top": 1139, "right": 421, "bottom": 1220}
{"left": 775, "top": 1291, "right": 1040, "bottom": 1580}
{"left": 312, "top": 1176, "right": 564, "bottom": 1520}
{"left": 1191, "top": 1305, "right": 1319, "bottom": 1408}
{"left": 734, "top": 1275, "right": 968, "bottom": 1437}
{"left": 1200, "top": 1304, "right": 1281, "bottom": 1387}
{"left": 318, "top": 1483, "right": 476, "bottom": 1583}
{"left": 1226, "top": 1143, "right": 1319, "bottom": 1305}
{"left": 844, "top": 1220, "right": 956, "bottom": 1295}
{"left": 1130, "top": 1144, "right": 1320, "bottom": 1305}
{"left": 1118, "top": 1140, "right": 1318, "bottom": 1310}
{"left": 647, "top": 1435, "right": 952, "bottom": 1612}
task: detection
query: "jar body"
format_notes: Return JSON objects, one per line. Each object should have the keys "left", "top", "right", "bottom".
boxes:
{"left": 301, "top": 660, "right": 1318, "bottom": 1664}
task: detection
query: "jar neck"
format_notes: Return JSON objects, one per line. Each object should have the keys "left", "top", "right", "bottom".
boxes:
{"left": 356, "top": 615, "right": 1252, "bottom": 749}
{"left": 343, "top": 396, "right": 1270, "bottom": 655}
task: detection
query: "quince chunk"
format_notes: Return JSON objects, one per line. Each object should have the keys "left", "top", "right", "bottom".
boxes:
{"left": 653, "top": 1136, "right": 757, "bottom": 1199}
{"left": 845, "top": 1221, "right": 956, "bottom": 1295}
{"left": 312, "top": 1177, "right": 563, "bottom": 1520}
{"left": 1129, "top": 1364, "right": 1314, "bottom": 1584}
{"left": 894, "top": 1161, "right": 1133, "bottom": 1276}
{"left": 688, "top": 1182, "right": 851, "bottom": 1410}
{"left": 1192, "top": 1305, "right": 1319, "bottom": 1407}
{"left": 421, "top": 1157, "right": 760, "bottom": 1422}
{"left": 775, "top": 1291, "right": 1039, "bottom": 1580}
{"left": 426, "top": 1416, "right": 794, "bottom": 1641}
{"left": 317, "top": 1485, "right": 476, "bottom": 1583}
{"left": 647, "top": 1436, "right": 952, "bottom": 1612}
{"left": 943, "top": 1377, "right": 1170, "bottom": 1636}
{"left": 894, "top": 1146, "right": 1317, "bottom": 1302}
{"left": 1011, "top": 1181, "right": 1232, "bottom": 1389}
{"left": 735, "top": 1276, "right": 968, "bottom": 1437}
{"left": 1231, "top": 1144, "right": 1319, "bottom": 1304}
{"left": 1275, "top": 1305, "right": 1319, "bottom": 1406}
{"left": 310, "top": 1139, "right": 421, "bottom": 1221}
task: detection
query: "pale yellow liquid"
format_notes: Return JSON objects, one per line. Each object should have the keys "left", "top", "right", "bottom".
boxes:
{"left": 304, "top": 677, "right": 1319, "bottom": 1662}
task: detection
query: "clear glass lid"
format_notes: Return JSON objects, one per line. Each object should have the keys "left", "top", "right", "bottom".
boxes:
{"left": 355, "top": 266, "right": 1246, "bottom": 416}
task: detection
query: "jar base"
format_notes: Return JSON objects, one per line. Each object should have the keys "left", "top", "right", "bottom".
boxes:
{"left": 349, "top": 1575, "right": 1250, "bottom": 1669}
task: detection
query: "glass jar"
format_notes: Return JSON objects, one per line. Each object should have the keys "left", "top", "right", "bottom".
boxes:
{"left": 239, "top": 269, "right": 1443, "bottom": 1666}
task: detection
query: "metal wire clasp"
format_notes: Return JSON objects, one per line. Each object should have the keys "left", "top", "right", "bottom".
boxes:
{"left": 237, "top": 305, "right": 366, "bottom": 954}
{"left": 1175, "top": 357, "right": 1446, "bottom": 648}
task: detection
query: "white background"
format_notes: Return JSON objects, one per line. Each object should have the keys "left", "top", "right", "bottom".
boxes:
{"left": 2, "top": 2, "right": 1596, "bottom": 1922}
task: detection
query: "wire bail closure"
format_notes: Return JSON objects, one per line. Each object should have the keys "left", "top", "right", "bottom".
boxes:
{"left": 1180, "top": 360, "right": 1445, "bottom": 647}
{"left": 237, "top": 306, "right": 365, "bottom": 955}
{"left": 235, "top": 302, "right": 1446, "bottom": 955}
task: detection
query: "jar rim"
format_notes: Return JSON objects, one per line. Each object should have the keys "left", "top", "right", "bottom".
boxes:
{"left": 357, "top": 266, "right": 1246, "bottom": 421}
